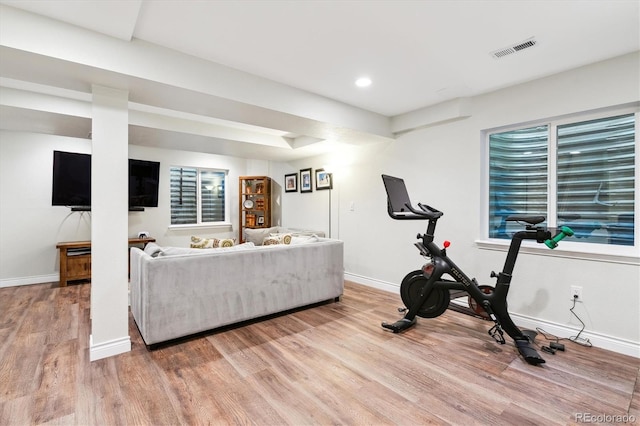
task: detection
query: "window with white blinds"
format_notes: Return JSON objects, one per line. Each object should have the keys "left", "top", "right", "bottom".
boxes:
{"left": 488, "top": 112, "right": 636, "bottom": 247}
{"left": 170, "top": 167, "right": 226, "bottom": 225}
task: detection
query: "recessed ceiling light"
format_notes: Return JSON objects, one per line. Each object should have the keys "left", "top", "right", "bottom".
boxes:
{"left": 355, "top": 77, "right": 372, "bottom": 88}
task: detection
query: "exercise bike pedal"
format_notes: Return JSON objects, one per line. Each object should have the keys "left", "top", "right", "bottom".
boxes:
{"left": 381, "top": 317, "right": 416, "bottom": 333}
{"left": 515, "top": 338, "right": 546, "bottom": 365}
{"left": 397, "top": 307, "right": 408, "bottom": 313}
{"left": 488, "top": 324, "right": 506, "bottom": 344}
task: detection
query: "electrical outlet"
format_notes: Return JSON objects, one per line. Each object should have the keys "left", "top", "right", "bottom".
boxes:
{"left": 570, "top": 285, "right": 583, "bottom": 302}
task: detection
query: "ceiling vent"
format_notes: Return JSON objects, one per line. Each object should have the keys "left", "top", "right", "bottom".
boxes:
{"left": 490, "top": 37, "right": 537, "bottom": 59}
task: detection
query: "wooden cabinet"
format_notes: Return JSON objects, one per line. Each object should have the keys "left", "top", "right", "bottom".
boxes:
{"left": 239, "top": 176, "right": 271, "bottom": 243}
{"left": 56, "top": 238, "right": 156, "bottom": 287}
{"left": 65, "top": 251, "right": 92, "bottom": 282}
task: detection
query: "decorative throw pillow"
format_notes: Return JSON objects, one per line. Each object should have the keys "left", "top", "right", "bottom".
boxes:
{"left": 262, "top": 236, "right": 280, "bottom": 246}
{"left": 270, "top": 233, "right": 292, "bottom": 244}
{"left": 219, "top": 238, "right": 235, "bottom": 247}
{"left": 190, "top": 235, "right": 219, "bottom": 248}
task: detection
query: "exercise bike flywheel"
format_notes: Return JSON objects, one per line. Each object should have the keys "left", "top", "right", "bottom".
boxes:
{"left": 400, "top": 270, "right": 450, "bottom": 318}
{"left": 468, "top": 285, "right": 495, "bottom": 320}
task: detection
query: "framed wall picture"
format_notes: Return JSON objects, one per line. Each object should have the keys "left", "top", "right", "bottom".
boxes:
{"left": 284, "top": 173, "right": 298, "bottom": 192}
{"left": 315, "top": 169, "right": 332, "bottom": 190}
{"left": 300, "top": 168, "right": 312, "bottom": 193}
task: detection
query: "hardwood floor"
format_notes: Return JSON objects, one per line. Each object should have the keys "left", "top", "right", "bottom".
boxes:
{"left": 1, "top": 281, "right": 638, "bottom": 425}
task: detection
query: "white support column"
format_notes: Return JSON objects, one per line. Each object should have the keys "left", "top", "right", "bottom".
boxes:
{"left": 90, "top": 85, "right": 130, "bottom": 361}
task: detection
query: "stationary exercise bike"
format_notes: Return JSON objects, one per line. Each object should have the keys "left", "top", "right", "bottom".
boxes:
{"left": 380, "top": 175, "right": 574, "bottom": 365}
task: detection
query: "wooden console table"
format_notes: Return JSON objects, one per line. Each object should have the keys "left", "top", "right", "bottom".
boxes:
{"left": 56, "top": 237, "right": 156, "bottom": 287}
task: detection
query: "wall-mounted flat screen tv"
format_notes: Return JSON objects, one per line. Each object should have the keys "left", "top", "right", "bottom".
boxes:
{"left": 51, "top": 151, "right": 160, "bottom": 209}
{"left": 51, "top": 150, "right": 91, "bottom": 207}
{"left": 129, "top": 158, "right": 160, "bottom": 208}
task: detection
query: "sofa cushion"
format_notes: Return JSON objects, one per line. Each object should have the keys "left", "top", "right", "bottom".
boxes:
{"left": 225, "top": 241, "right": 254, "bottom": 250}
{"left": 143, "top": 242, "right": 164, "bottom": 257}
{"left": 284, "top": 228, "right": 326, "bottom": 238}
{"left": 244, "top": 226, "right": 280, "bottom": 245}
{"left": 260, "top": 234, "right": 320, "bottom": 247}
{"left": 161, "top": 246, "right": 213, "bottom": 256}
{"left": 290, "top": 235, "right": 320, "bottom": 245}
{"left": 160, "top": 242, "right": 254, "bottom": 257}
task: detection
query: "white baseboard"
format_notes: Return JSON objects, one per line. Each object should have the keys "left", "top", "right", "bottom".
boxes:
{"left": 89, "top": 335, "right": 131, "bottom": 361}
{"left": 345, "top": 272, "right": 398, "bottom": 293}
{"left": 0, "top": 273, "right": 59, "bottom": 288}
{"left": 511, "top": 313, "right": 640, "bottom": 358}
{"left": 345, "top": 272, "right": 639, "bottom": 358}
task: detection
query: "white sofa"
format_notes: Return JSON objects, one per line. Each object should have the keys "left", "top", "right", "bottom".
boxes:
{"left": 130, "top": 236, "right": 344, "bottom": 346}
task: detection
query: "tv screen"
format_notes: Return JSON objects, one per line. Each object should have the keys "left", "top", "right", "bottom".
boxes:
{"left": 129, "top": 159, "right": 160, "bottom": 208}
{"left": 52, "top": 151, "right": 91, "bottom": 207}
{"left": 51, "top": 152, "right": 159, "bottom": 209}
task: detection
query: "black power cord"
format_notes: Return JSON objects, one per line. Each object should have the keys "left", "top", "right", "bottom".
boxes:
{"left": 568, "top": 295, "right": 592, "bottom": 347}
{"left": 535, "top": 295, "right": 592, "bottom": 349}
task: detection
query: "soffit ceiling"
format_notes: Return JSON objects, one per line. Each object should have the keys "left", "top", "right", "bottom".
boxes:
{"left": 0, "top": 0, "right": 638, "bottom": 161}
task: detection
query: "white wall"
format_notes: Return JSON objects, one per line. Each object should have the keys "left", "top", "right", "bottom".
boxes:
{"left": 0, "top": 132, "right": 92, "bottom": 285}
{"left": 271, "top": 145, "right": 370, "bottom": 237}
{"left": 282, "top": 53, "right": 640, "bottom": 354}
{"left": 0, "top": 132, "right": 272, "bottom": 286}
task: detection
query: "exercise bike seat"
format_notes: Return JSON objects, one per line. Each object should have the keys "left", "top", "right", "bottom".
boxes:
{"left": 506, "top": 215, "right": 545, "bottom": 225}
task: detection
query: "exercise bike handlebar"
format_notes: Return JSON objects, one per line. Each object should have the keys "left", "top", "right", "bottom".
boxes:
{"left": 387, "top": 202, "right": 444, "bottom": 220}
{"left": 414, "top": 203, "right": 444, "bottom": 219}
{"left": 544, "top": 226, "right": 575, "bottom": 249}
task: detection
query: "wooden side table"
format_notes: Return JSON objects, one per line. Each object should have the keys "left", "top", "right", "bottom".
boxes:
{"left": 56, "top": 237, "right": 156, "bottom": 287}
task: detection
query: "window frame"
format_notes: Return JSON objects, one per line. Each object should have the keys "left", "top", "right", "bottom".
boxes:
{"left": 168, "top": 166, "right": 231, "bottom": 230}
{"left": 479, "top": 107, "right": 639, "bottom": 265}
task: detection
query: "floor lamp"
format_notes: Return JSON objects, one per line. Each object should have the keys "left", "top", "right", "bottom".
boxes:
{"left": 328, "top": 181, "right": 332, "bottom": 238}
{"left": 324, "top": 171, "right": 333, "bottom": 238}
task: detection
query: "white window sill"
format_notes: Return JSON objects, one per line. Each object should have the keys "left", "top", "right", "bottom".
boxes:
{"left": 168, "top": 222, "right": 232, "bottom": 231}
{"left": 475, "top": 239, "right": 639, "bottom": 266}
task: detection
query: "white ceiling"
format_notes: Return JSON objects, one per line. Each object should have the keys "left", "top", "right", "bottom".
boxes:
{"left": 132, "top": 0, "right": 640, "bottom": 116}
{"left": 0, "top": 0, "right": 638, "bottom": 160}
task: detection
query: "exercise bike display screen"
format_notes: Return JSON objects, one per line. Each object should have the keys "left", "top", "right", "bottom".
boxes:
{"left": 382, "top": 174, "right": 413, "bottom": 213}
